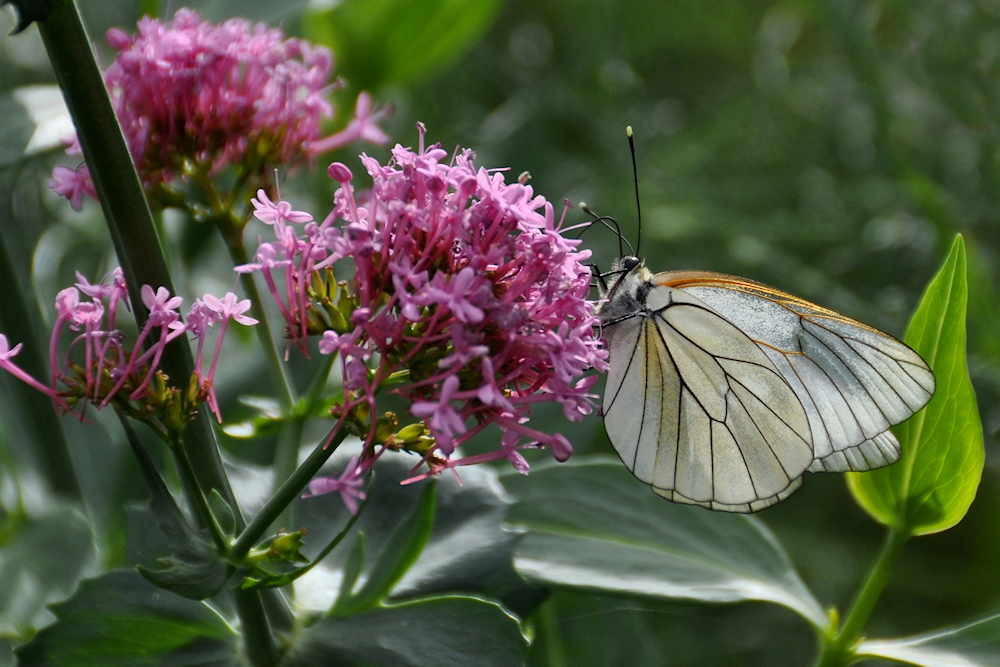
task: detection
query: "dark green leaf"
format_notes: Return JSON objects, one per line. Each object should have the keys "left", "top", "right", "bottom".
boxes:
{"left": 503, "top": 458, "right": 826, "bottom": 628}
{"left": 15, "top": 570, "right": 238, "bottom": 667}
{"left": 0, "top": 504, "right": 94, "bottom": 640}
{"left": 287, "top": 449, "right": 532, "bottom": 617}
{"left": 332, "top": 532, "right": 365, "bottom": 611}
{"left": 304, "top": 0, "right": 501, "bottom": 91}
{"left": 284, "top": 596, "right": 527, "bottom": 667}
{"left": 858, "top": 612, "right": 1000, "bottom": 666}
{"left": 329, "top": 481, "right": 436, "bottom": 617}
{"left": 222, "top": 396, "right": 332, "bottom": 439}
{"left": 123, "top": 423, "right": 227, "bottom": 600}
{"left": 0, "top": 88, "right": 42, "bottom": 166}
{"left": 208, "top": 489, "right": 237, "bottom": 540}
{"left": 849, "top": 235, "right": 984, "bottom": 535}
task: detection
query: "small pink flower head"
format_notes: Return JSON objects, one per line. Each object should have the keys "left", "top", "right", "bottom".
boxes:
{"left": 251, "top": 190, "right": 314, "bottom": 227}
{"left": 0, "top": 334, "right": 22, "bottom": 361}
{"left": 55, "top": 287, "right": 80, "bottom": 319}
{"left": 410, "top": 376, "right": 467, "bottom": 448}
{"left": 306, "top": 456, "right": 367, "bottom": 515}
{"left": 202, "top": 292, "right": 258, "bottom": 326}
{"left": 141, "top": 285, "right": 183, "bottom": 328}
{"left": 3, "top": 273, "right": 217, "bottom": 421}
{"left": 48, "top": 10, "right": 389, "bottom": 210}
{"left": 318, "top": 327, "right": 368, "bottom": 359}
{"left": 0, "top": 335, "right": 71, "bottom": 410}
{"left": 47, "top": 165, "right": 96, "bottom": 211}
{"left": 306, "top": 92, "right": 392, "bottom": 156}
{"left": 344, "top": 92, "right": 392, "bottom": 146}
{"left": 248, "top": 127, "right": 607, "bottom": 481}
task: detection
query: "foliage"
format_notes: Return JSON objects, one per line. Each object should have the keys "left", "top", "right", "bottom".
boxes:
{"left": 0, "top": 0, "right": 997, "bottom": 666}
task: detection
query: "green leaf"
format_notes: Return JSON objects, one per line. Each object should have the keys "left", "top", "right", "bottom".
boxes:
{"left": 329, "top": 481, "right": 437, "bottom": 617}
{"left": 208, "top": 489, "right": 237, "bottom": 540}
{"left": 0, "top": 93, "right": 34, "bottom": 169}
{"left": 848, "top": 235, "right": 984, "bottom": 535}
{"left": 286, "top": 449, "right": 533, "bottom": 616}
{"left": 303, "top": 0, "right": 501, "bottom": 91}
{"left": 15, "top": 570, "right": 238, "bottom": 666}
{"left": 503, "top": 457, "right": 826, "bottom": 629}
{"left": 332, "top": 532, "right": 366, "bottom": 612}
{"left": 284, "top": 596, "right": 527, "bottom": 667}
{"left": 0, "top": 504, "right": 95, "bottom": 641}
{"left": 123, "top": 423, "right": 227, "bottom": 600}
{"left": 857, "top": 612, "right": 1000, "bottom": 666}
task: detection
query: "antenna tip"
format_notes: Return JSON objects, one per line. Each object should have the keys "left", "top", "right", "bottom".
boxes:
{"left": 626, "top": 125, "right": 633, "bottom": 137}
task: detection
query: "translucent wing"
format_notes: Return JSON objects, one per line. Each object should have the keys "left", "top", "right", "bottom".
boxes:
{"left": 658, "top": 270, "right": 935, "bottom": 473}
{"left": 602, "top": 286, "right": 814, "bottom": 513}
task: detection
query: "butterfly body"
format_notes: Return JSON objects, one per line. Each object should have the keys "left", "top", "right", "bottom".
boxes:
{"left": 598, "top": 258, "right": 935, "bottom": 513}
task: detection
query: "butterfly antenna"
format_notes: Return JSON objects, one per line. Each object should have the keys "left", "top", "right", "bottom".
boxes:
{"left": 579, "top": 204, "right": 635, "bottom": 258}
{"left": 627, "top": 126, "right": 642, "bottom": 258}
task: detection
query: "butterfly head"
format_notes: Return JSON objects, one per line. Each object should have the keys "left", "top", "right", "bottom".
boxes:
{"left": 618, "top": 255, "right": 641, "bottom": 273}
{"left": 596, "top": 255, "right": 657, "bottom": 326}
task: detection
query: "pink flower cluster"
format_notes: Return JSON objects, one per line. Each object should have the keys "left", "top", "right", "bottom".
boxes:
{"left": 239, "top": 126, "right": 608, "bottom": 485}
{"left": 48, "top": 8, "right": 389, "bottom": 210}
{"left": 0, "top": 269, "right": 256, "bottom": 427}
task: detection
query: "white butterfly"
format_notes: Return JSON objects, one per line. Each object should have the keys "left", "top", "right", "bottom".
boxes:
{"left": 598, "top": 257, "right": 935, "bottom": 513}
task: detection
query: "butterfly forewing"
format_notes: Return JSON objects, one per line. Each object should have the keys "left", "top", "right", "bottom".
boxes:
{"left": 602, "top": 282, "right": 814, "bottom": 512}
{"left": 658, "top": 270, "right": 935, "bottom": 473}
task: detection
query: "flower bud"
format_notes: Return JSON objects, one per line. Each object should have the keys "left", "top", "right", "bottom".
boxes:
{"left": 328, "top": 162, "right": 353, "bottom": 183}
{"left": 267, "top": 529, "right": 309, "bottom": 564}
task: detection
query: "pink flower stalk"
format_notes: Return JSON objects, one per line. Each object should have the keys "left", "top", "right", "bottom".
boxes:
{"left": 48, "top": 8, "right": 389, "bottom": 209}
{"left": 0, "top": 271, "right": 255, "bottom": 430}
{"left": 200, "top": 292, "right": 258, "bottom": 419}
{"left": 0, "top": 335, "right": 72, "bottom": 411}
{"left": 239, "top": 125, "right": 609, "bottom": 490}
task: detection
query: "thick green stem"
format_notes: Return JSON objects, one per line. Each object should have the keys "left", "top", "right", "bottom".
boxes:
{"left": 233, "top": 589, "right": 280, "bottom": 667}
{"left": 168, "top": 433, "right": 228, "bottom": 552}
{"left": 231, "top": 428, "right": 349, "bottom": 560}
{"left": 815, "top": 527, "right": 910, "bottom": 667}
{"left": 37, "top": 0, "right": 240, "bottom": 515}
{"left": 36, "top": 3, "right": 276, "bottom": 663}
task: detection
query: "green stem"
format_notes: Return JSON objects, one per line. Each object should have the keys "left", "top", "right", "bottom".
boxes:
{"left": 540, "top": 598, "right": 567, "bottom": 667}
{"left": 37, "top": 0, "right": 240, "bottom": 518}
{"left": 231, "top": 428, "right": 349, "bottom": 560}
{"left": 233, "top": 588, "right": 280, "bottom": 667}
{"left": 270, "top": 352, "right": 337, "bottom": 531}
{"left": 36, "top": 3, "right": 275, "bottom": 663}
{"left": 815, "top": 527, "right": 910, "bottom": 667}
{"left": 225, "top": 227, "right": 312, "bottom": 536}
{"left": 271, "top": 419, "right": 306, "bottom": 533}
{"left": 168, "top": 433, "right": 228, "bottom": 552}
{"left": 247, "top": 494, "right": 368, "bottom": 591}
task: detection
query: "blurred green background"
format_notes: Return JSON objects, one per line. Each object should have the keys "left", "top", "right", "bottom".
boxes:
{"left": 2, "top": 0, "right": 999, "bottom": 664}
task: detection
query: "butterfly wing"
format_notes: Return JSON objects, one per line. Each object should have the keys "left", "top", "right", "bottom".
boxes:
{"left": 602, "top": 285, "right": 814, "bottom": 512}
{"left": 657, "top": 270, "right": 935, "bottom": 473}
